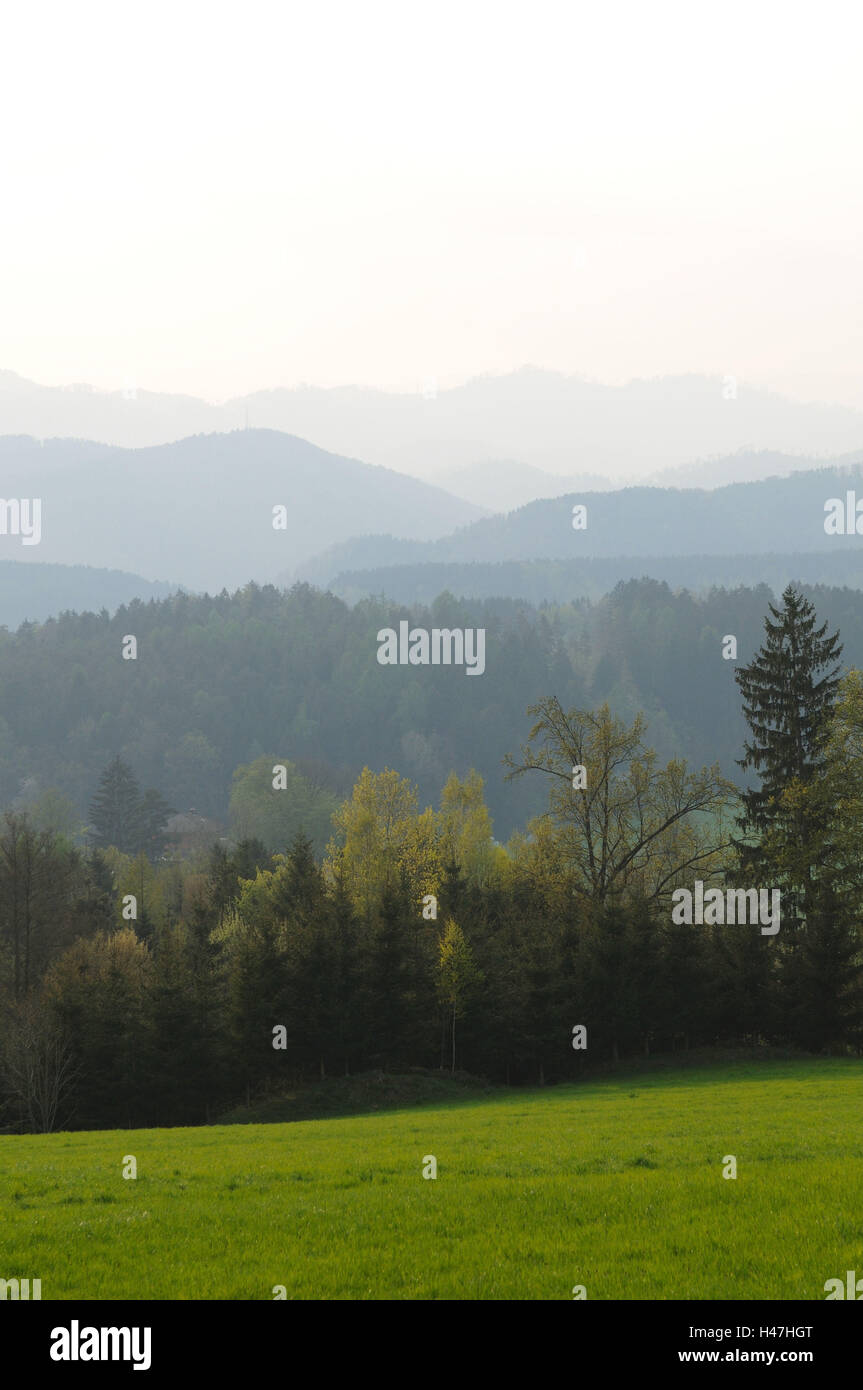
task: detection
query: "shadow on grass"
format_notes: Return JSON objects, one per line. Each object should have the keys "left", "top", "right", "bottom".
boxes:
{"left": 213, "top": 1048, "right": 859, "bottom": 1127}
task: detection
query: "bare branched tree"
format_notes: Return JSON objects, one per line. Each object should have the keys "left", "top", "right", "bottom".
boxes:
{"left": 505, "top": 697, "right": 738, "bottom": 904}
{"left": 0, "top": 996, "right": 77, "bottom": 1133}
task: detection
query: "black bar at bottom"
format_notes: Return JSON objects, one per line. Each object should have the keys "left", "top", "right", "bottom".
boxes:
{"left": 7, "top": 1298, "right": 857, "bottom": 1375}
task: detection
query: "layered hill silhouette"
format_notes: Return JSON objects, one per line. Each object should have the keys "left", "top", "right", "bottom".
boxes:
{"left": 437, "top": 449, "right": 863, "bottom": 511}
{"left": 293, "top": 463, "right": 863, "bottom": 589}
{"left": 0, "top": 561, "right": 179, "bottom": 630}
{"left": 3, "top": 366, "right": 863, "bottom": 484}
{"left": 0, "top": 431, "right": 484, "bottom": 592}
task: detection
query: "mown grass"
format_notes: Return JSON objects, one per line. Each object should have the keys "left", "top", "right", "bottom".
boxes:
{"left": 1, "top": 1058, "right": 860, "bottom": 1300}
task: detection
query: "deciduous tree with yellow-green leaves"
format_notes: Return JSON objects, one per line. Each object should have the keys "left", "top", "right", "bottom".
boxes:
{"left": 437, "top": 918, "right": 483, "bottom": 1074}
{"left": 504, "top": 697, "right": 736, "bottom": 906}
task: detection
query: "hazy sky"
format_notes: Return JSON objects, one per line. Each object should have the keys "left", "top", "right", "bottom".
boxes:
{"left": 2, "top": 0, "right": 862, "bottom": 405}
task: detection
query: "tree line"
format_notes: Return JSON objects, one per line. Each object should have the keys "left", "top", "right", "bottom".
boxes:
{"left": 6, "top": 576, "right": 863, "bottom": 841}
{"left": 1, "top": 586, "right": 861, "bottom": 1132}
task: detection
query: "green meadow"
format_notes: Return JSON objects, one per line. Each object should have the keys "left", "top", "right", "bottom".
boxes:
{"left": 1, "top": 1059, "right": 861, "bottom": 1300}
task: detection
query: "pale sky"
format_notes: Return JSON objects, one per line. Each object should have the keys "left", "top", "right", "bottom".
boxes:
{"left": 2, "top": 0, "right": 863, "bottom": 405}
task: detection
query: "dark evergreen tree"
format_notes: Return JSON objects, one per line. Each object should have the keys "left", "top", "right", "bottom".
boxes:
{"left": 141, "top": 924, "right": 224, "bottom": 1125}
{"left": 734, "top": 586, "right": 842, "bottom": 924}
{"left": 361, "top": 886, "right": 413, "bottom": 1071}
{"left": 89, "top": 756, "right": 144, "bottom": 855}
{"left": 782, "top": 881, "right": 863, "bottom": 1052}
{"left": 625, "top": 895, "right": 664, "bottom": 1057}
{"left": 659, "top": 914, "right": 711, "bottom": 1052}
{"left": 732, "top": 588, "right": 863, "bottom": 1051}
{"left": 82, "top": 849, "right": 116, "bottom": 926}
{"left": 138, "top": 787, "right": 175, "bottom": 859}
{"left": 0, "top": 812, "right": 80, "bottom": 997}
{"left": 66, "top": 847, "right": 116, "bottom": 939}
{"left": 89, "top": 757, "right": 174, "bottom": 859}
{"left": 201, "top": 839, "right": 265, "bottom": 926}
{"left": 705, "top": 919, "right": 777, "bottom": 1045}
{"left": 231, "top": 837, "right": 270, "bottom": 883}
{"left": 273, "top": 832, "right": 328, "bottom": 923}
{"left": 736, "top": 586, "right": 841, "bottom": 825}
{"left": 329, "top": 876, "right": 362, "bottom": 1077}
{"left": 227, "top": 918, "right": 285, "bottom": 1101}
{"left": 578, "top": 900, "right": 639, "bottom": 1063}
{"left": 278, "top": 834, "right": 338, "bottom": 1078}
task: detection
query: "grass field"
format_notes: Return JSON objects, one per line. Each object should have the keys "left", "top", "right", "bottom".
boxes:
{"left": 1, "top": 1058, "right": 861, "bottom": 1300}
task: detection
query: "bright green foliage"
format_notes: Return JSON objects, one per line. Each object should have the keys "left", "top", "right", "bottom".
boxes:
{"left": 437, "top": 918, "right": 483, "bottom": 1073}
{"left": 504, "top": 697, "right": 736, "bottom": 905}
{"left": 228, "top": 756, "right": 337, "bottom": 857}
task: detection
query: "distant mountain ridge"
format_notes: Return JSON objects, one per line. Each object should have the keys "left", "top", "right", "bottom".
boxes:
{"left": 0, "top": 430, "right": 485, "bottom": 592}
{"left": 437, "top": 449, "right": 863, "bottom": 511}
{"left": 3, "top": 366, "right": 863, "bottom": 482}
{"left": 292, "top": 463, "right": 863, "bottom": 587}
{"left": 0, "top": 561, "right": 179, "bottom": 631}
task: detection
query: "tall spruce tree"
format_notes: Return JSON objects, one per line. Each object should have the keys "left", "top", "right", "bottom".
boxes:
{"left": 736, "top": 588, "right": 842, "bottom": 811}
{"left": 735, "top": 586, "right": 842, "bottom": 903}
{"left": 89, "top": 756, "right": 145, "bottom": 855}
{"left": 734, "top": 586, "right": 852, "bottom": 1053}
{"left": 89, "top": 756, "right": 173, "bottom": 858}
{"left": 138, "top": 788, "right": 175, "bottom": 859}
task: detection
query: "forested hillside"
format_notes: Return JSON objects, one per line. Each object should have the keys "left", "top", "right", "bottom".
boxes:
{"left": 326, "top": 551, "right": 863, "bottom": 606}
{"left": 294, "top": 464, "right": 863, "bottom": 586}
{"left": 3, "top": 577, "right": 863, "bottom": 837}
